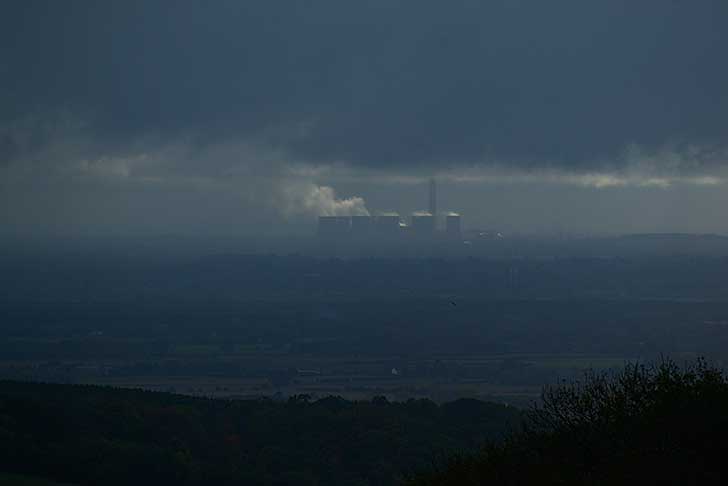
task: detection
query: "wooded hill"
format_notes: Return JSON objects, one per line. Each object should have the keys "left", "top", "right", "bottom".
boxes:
{"left": 0, "top": 382, "right": 518, "bottom": 486}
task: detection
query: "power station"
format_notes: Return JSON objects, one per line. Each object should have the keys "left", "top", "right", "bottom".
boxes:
{"left": 317, "top": 179, "right": 462, "bottom": 243}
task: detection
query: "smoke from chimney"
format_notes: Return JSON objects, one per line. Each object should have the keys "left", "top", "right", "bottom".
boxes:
{"left": 284, "top": 183, "right": 370, "bottom": 217}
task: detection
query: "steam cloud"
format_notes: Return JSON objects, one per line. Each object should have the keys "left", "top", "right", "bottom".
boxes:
{"left": 0, "top": 114, "right": 373, "bottom": 235}
{"left": 283, "top": 184, "right": 369, "bottom": 217}
{"left": 2, "top": 112, "right": 728, "bottom": 238}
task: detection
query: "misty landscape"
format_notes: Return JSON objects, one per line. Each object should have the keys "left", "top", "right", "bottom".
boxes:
{"left": 2, "top": 1, "right": 728, "bottom": 485}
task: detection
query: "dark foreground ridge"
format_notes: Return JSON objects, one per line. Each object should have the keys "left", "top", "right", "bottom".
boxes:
{"left": 408, "top": 359, "right": 728, "bottom": 486}
{"left": 0, "top": 381, "right": 519, "bottom": 486}
{"left": 3, "top": 359, "right": 727, "bottom": 485}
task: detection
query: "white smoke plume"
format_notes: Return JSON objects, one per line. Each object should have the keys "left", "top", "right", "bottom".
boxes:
{"left": 282, "top": 183, "right": 370, "bottom": 217}
{"left": 0, "top": 114, "right": 372, "bottom": 236}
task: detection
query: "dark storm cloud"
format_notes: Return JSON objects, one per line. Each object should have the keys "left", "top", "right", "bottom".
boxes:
{"left": 2, "top": 0, "right": 727, "bottom": 171}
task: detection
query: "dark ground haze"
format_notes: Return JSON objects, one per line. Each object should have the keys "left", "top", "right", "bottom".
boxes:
{"left": 2, "top": 236, "right": 728, "bottom": 405}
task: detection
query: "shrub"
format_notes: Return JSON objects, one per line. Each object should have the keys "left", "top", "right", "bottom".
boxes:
{"left": 408, "top": 358, "right": 728, "bottom": 486}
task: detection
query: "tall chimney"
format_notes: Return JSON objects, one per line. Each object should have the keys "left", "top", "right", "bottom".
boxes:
{"left": 428, "top": 178, "right": 437, "bottom": 217}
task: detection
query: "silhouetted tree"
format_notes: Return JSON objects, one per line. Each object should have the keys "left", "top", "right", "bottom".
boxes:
{"left": 409, "top": 358, "right": 728, "bottom": 486}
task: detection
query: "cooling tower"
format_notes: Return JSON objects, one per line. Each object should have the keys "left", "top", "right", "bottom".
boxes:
{"left": 411, "top": 213, "right": 435, "bottom": 235}
{"left": 446, "top": 214, "right": 462, "bottom": 239}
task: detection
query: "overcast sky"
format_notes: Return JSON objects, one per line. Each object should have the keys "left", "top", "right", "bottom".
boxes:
{"left": 1, "top": 1, "right": 727, "bottom": 240}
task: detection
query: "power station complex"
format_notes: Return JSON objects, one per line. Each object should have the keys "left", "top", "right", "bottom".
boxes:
{"left": 317, "top": 179, "right": 462, "bottom": 243}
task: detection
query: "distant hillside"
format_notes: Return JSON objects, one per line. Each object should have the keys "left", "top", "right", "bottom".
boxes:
{"left": 0, "top": 382, "right": 519, "bottom": 486}
{"left": 407, "top": 359, "right": 728, "bottom": 486}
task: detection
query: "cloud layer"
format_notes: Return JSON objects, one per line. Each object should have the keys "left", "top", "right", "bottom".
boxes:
{"left": 2, "top": 1, "right": 727, "bottom": 171}
{"left": 1, "top": 1, "right": 728, "bottom": 238}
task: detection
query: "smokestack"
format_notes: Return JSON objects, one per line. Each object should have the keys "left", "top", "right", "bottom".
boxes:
{"left": 428, "top": 178, "right": 437, "bottom": 218}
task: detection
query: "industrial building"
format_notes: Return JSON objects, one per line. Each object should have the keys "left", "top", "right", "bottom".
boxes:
{"left": 317, "top": 216, "right": 351, "bottom": 238}
{"left": 411, "top": 212, "right": 435, "bottom": 235}
{"left": 375, "top": 214, "right": 402, "bottom": 236}
{"left": 446, "top": 213, "right": 462, "bottom": 238}
{"left": 351, "top": 215, "right": 374, "bottom": 235}
{"left": 317, "top": 179, "right": 463, "bottom": 245}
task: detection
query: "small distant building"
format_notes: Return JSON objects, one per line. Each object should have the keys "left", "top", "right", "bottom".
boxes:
{"left": 318, "top": 216, "right": 351, "bottom": 238}
{"left": 318, "top": 216, "right": 338, "bottom": 237}
{"left": 336, "top": 216, "right": 352, "bottom": 230}
{"left": 411, "top": 212, "right": 435, "bottom": 235}
{"left": 351, "top": 215, "right": 374, "bottom": 235}
{"left": 446, "top": 214, "right": 462, "bottom": 239}
{"left": 376, "top": 214, "right": 401, "bottom": 236}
